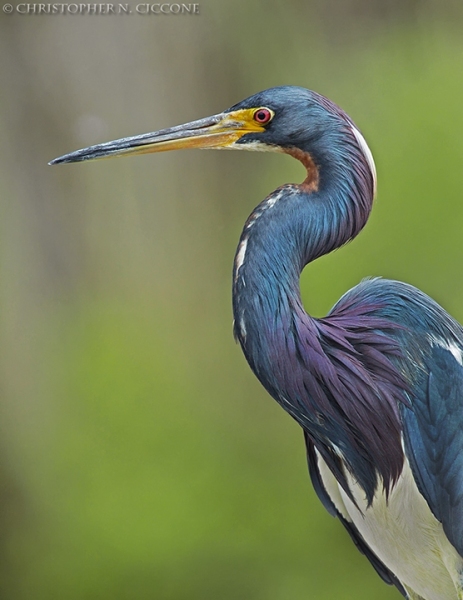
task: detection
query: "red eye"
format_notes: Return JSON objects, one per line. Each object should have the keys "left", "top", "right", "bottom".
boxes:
{"left": 253, "top": 108, "right": 273, "bottom": 124}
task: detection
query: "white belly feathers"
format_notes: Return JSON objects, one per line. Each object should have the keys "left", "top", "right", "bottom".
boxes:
{"left": 316, "top": 449, "right": 463, "bottom": 600}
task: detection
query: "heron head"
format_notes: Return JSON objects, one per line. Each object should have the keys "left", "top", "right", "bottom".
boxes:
{"left": 49, "top": 86, "right": 361, "bottom": 165}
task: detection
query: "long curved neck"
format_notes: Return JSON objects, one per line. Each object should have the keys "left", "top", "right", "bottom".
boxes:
{"left": 232, "top": 177, "right": 372, "bottom": 384}
{"left": 232, "top": 137, "right": 375, "bottom": 367}
{"left": 231, "top": 143, "right": 405, "bottom": 502}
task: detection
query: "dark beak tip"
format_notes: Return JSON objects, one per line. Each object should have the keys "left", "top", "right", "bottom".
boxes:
{"left": 49, "top": 153, "right": 91, "bottom": 165}
{"left": 49, "top": 156, "right": 70, "bottom": 165}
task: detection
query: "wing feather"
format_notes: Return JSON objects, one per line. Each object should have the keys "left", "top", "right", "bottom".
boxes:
{"left": 402, "top": 344, "right": 463, "bottom": 557}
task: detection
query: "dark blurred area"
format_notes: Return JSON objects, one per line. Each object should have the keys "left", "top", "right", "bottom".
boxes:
{"left": 1, "top": 1, "right": 463, "bottom": 598}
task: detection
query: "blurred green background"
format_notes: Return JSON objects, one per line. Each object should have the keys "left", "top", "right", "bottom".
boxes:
{"left": 1, "top": 1, "right": 463, "bottom": 598}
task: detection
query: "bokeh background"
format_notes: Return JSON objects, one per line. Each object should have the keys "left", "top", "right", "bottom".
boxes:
{"left": 1, "top": 1, "right": 463, "bottom": 598}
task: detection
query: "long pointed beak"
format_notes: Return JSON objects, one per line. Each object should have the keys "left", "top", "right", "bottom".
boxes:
{"left": 49, "top": 109, "right": 267, "bottom": 165}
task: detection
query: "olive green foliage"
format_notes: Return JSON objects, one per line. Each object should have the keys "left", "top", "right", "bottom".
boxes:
{"left": 1, "top": 4, "right": 463, "bottom": 598}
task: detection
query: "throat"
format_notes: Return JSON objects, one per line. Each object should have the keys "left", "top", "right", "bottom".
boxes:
{"left": 284, "top": 148, "right": 320, "bottom": 193}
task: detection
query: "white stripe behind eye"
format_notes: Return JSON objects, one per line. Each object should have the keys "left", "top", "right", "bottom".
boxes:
{"left": 351, "top": 126, "right": 377, "bottom": 197}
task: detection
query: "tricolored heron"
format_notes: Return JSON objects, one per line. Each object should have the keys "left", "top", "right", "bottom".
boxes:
{"left": 50, "top": 86, "right": 463, "bottom": 600}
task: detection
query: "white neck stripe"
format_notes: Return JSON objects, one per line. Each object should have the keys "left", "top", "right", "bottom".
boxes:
{"left": 351, "top": 126, "right": 377, "bottom": 198}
